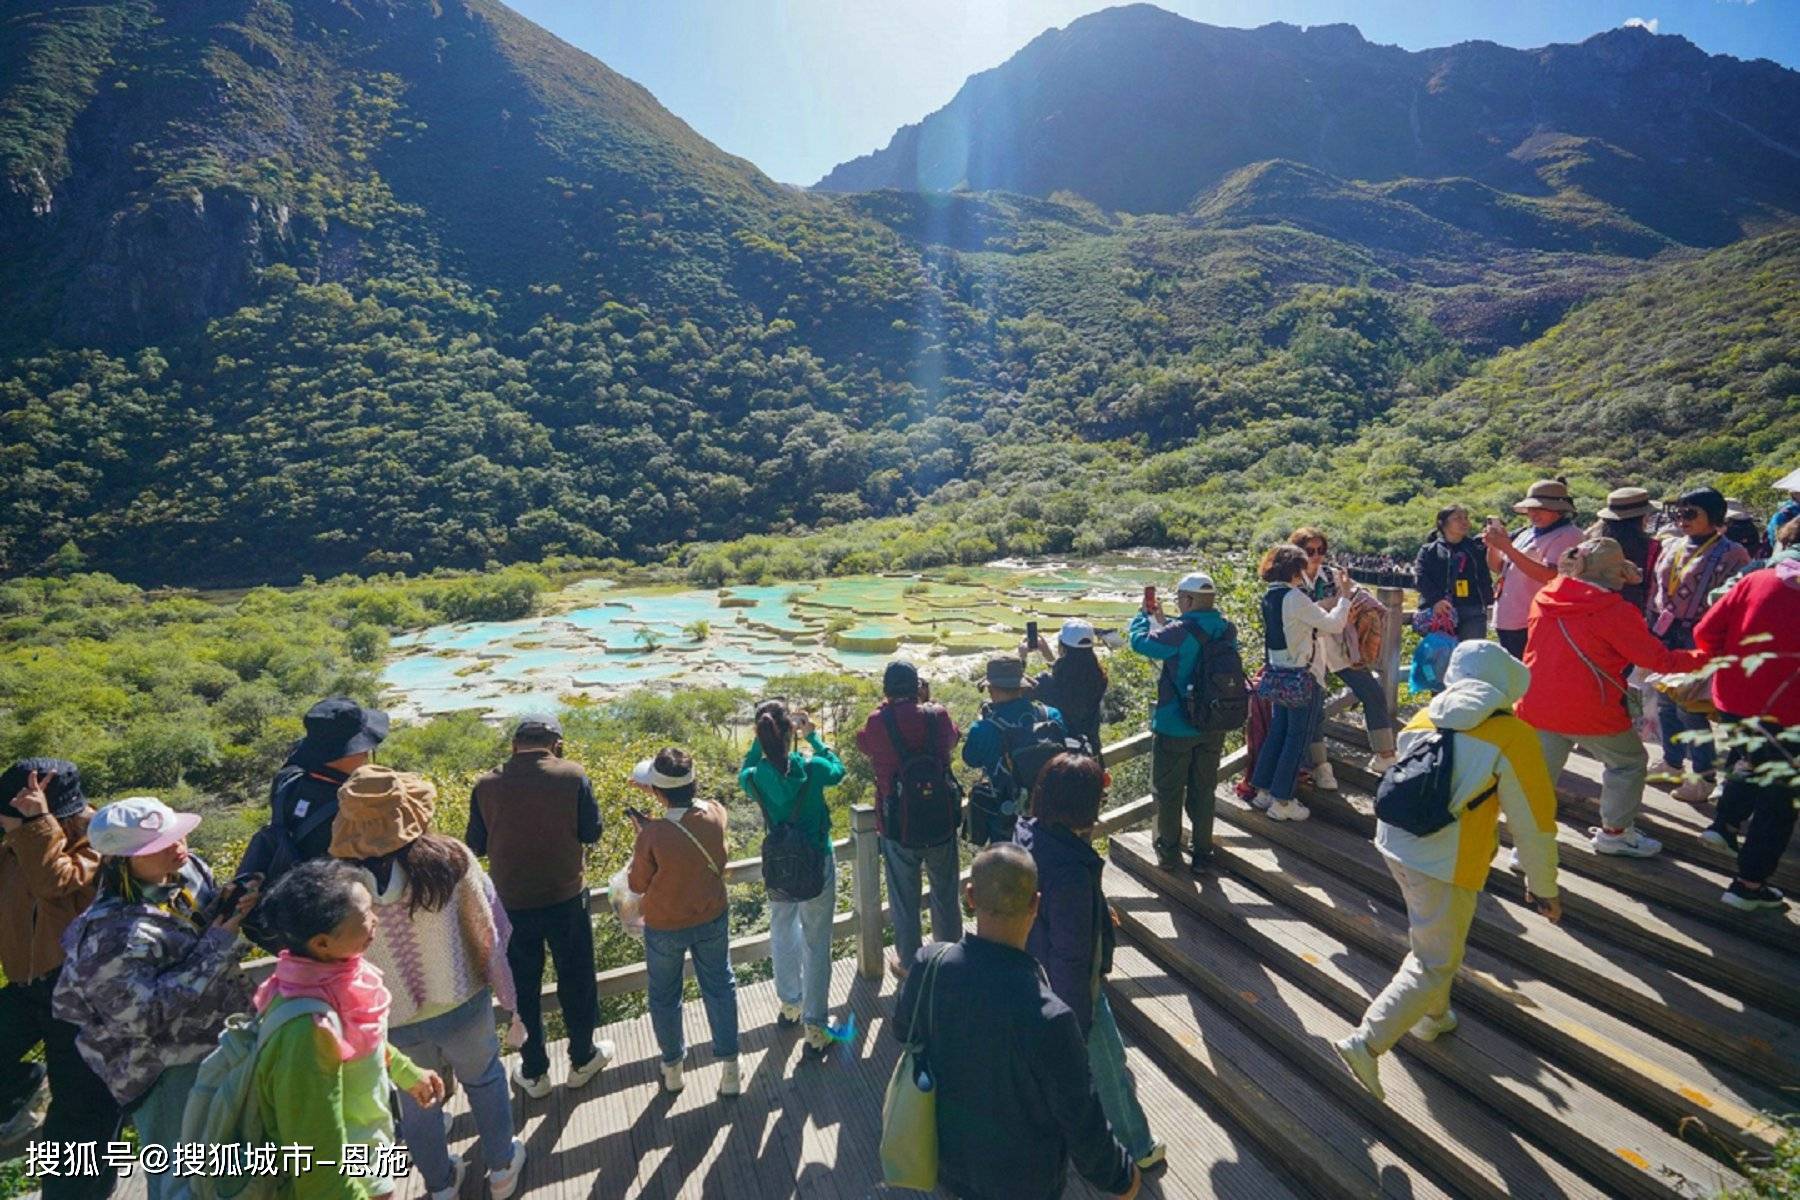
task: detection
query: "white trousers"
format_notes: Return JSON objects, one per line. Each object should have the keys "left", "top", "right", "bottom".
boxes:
{"left": 1357, "top": 859, "right": 1479, "bottom": 1055}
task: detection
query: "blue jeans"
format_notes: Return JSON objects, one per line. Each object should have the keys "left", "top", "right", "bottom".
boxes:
{"left": 770, "top": 854, "right": 837, "bottom": 1028}
{"left": 132, "top": 1060, "right": 199, "bottom": 1200}
{"left": 1088, "top": 995, "right": 1152, "bottom": 1160}
{"left": 1657, "top": 622, "right": 1716, "bottom": 775}
{"left": 1252, "top": 681, "right": 1321, "bottom": 802}
{"left": 389, "top": 989, "right": 516, "bottom": 1192}
{"left": 881, "top": 835, "right": 963, "bottom": 970}
{"left": 645, "top": 912, "right": 739, "bottom": 1064}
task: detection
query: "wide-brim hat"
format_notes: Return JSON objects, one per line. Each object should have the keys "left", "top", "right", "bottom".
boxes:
{"left": 1557, "top": 537, "right": 1643, "bottom": 592}
{"left": 89, "top": 797, "right": 202, "bottom": 858}
{"left": 1513, "top": 479, "right": 1576, "bottom": 514}
{"left": 986, "top": 655, "right": 1026, "bottom": 690}
{"left": 631, "top": 757, "right": 696, "bottom": 791}
{"left": 1596, "top": 487, "right": 1653, "bottom": 522}
{"left": 330, "top": 764, "right": 435, "bottom": 860}
{"left": 294, "top": 697, "right": 389, "bottom": 768}
{"left": 1775, "top": 467, "right": 1800, "bottom": 493}
{"left": 0, "top": 757, "right": 87, "bottom": 821}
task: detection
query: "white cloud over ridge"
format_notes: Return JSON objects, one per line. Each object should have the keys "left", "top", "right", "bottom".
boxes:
{"left": 1624, "top": 16, "right": 1661, "bottom": 32}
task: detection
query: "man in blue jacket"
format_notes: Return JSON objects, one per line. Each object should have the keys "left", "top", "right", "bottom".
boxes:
{"left": 1130, "top": 573, "right": 1236, "bottom": 874}
{"left": 963, "top": 656, "right": 1065, "bottom": 843}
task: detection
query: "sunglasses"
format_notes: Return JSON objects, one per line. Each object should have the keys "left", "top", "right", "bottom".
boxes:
{"left": 1673, "top": 507, "right": 1702, "bottom": 520}
{"left": 1304, "top": 544, "right": 1326, "bottom": 556}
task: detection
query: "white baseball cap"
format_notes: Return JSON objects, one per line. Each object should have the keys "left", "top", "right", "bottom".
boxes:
{"left": 88, "top": 797, "right": 202, "bottom": 858}
{"left": 630, "top": 757, "right": 695, "bottom": 790}
{"left": 1059, "top": 619, "right": 1097, "bottom": 649}
{"left": 1177, "top": 572, "right": 1216, "bottom": 595}
{"left": 1776, "top": 466, "right": 1800, "bottom": 492}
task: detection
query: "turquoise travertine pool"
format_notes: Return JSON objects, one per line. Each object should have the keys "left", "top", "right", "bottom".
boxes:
{"left": 380, "top": 553, "right": 1198, "bottom": 719}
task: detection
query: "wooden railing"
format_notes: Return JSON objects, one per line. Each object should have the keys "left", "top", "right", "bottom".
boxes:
{"left": 245, "top": 587, "right": 1413, "bottom": 1012}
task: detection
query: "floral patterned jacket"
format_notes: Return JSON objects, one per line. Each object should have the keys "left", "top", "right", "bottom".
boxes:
{"left": 52, "top": 855, "right": 254, "bottom": 1105}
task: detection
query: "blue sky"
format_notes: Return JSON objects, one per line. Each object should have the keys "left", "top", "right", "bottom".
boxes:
{"left": 507, "top": 0, "right": 1800, "bottom": 186}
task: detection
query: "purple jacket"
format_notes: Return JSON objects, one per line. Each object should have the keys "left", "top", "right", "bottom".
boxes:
{"left": 1016, "top": 818, "right": 1113, "bottom": 1037}
{"left": 854, "top": 699, "right": 960, "bottom": 837}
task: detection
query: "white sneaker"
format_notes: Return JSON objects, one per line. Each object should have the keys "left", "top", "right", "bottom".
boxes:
{"left": 1250, "top": 790, "right": 1276, "bottom": 811}
{"left": 428, "top": 1153, "right": 468, "bottom": 1200}
{"left": 718, "top": 1056, "right": 742, "bottom": 1097}
{"left": 777, "top": 1002, "right": 803, "bottom": 1028}
{"left": 1592, "top": 826, "right": 1662, "bottom": 858}
{"left": 1268, "top": 799, "right": 1311, "bottom": 822}
{"left": 510, "top": 1061, "right": 551, "bottom": 1100}
{"left": 566, "top": 1040, "right": 614, "bottom": 1090}
{"left": 803, "top": 1025, "right": 832, "bottom": 1055}
{"left": 660, "top": 1059, "right": 685, "bottom": 1093}
{"left": 1411, "top": 1009, "right": 1459, "bottom": 1042}
{"left": 442, "top": 1106, "right": 455, "bottom": 1137}
{"left": 1672, "top": 776, "right": 1713, "bottom": 806}
{"left": 1312, "top": 762, "right": 1339, "bottom": 791}
{"left": 488, "top": 1138, "right": 527, "bottom": 1200}
{"left": 1507, "top": 846, "right": 1523, "bottom": 873}
{"left": 1370, "top": 752, "right": 1399, "bottom": 774}
{"left": 1332, "top": 1034, "right": 1385, "bottom": 1102}
{"left": 1135, "top": 1140, "right": 1167, "bottom": 1170}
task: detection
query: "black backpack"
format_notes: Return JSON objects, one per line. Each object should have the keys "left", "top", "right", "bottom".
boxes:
{"left": 882, "top": 705, "right": 963, "bottom": 849}
{"left": 236, "top": 765, "right": 347, "bottom": 950}
{"left": 1182, "top": 620, "right": 1250, "bottom": 734}
{"left": 1374, "top": 731, "right": 1495, "bottom": 837}
{"left": 747, "top": 771, "right": 827, "bottom": 903}
{"left": 964, "top": 703, "right": 1090, "bottom": 845}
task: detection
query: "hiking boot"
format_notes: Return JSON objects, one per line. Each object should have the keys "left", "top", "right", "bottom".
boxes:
{"left": 1411, "top": 1009, "right": 1459, "bottom": 1042}
{"left": 1332, "top": 1034, "right": 1385, "bottom": 1102}
{"left": 803, "top": 1025, "right": 832, "bottom": 1055}
{"left": 1672, "top": 776, "right": 1713, "bottom": 806}
{"left": 1250, "top": 790, "right": 1276, "bottom": 811}
{"left": 566, "top": 1040, "right": 614, "bottom": 1090}
{"left": 1155, "top": 854, "right": 1183, "bottom": 872}
{"left": 1723, "top": 881, "right": 1789, "bottom": 911}
{"left": 1369, "top": 752, "right": 1399, "bottom": 774}
{"left": 509, "top": 1062, "right": 551, "bottom": 1100}
{"left": 718, "top": 1057, "right": 742, "bottom": 1097}
{"left": 1700, "top": 826, "right": 1740, "bottom": 854}
{"left": 428, "top": 1154, "right": 468, "bottom": 1200}
{"left": 1135, "top": 1140, "right": 1167, "bottom": 1170}
{"left": 660, "top": 1059, "right": 685, "bottom": 1094}
{"left": 777, "top": 1002, "right": 803, "bottom": 1028}
{"left": 1311, "top": 762, "right": 1339, "bottom": 791}
{"left": 488, "top": 1139, "right": 527, "bottom": 1200}
{"left": 1268, "top": 799, "right": 1310, "bottom": 822}
{"left": 1189, "top": 854, "right": 1214, "bottom": 877}
{"left": 1591, "top": 826, "right": 1662, "bottom": 858}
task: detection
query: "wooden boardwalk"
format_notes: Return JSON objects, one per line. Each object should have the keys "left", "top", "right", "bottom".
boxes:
{"left": 23, "top": 726, "right": 1797, "bottom": 1200}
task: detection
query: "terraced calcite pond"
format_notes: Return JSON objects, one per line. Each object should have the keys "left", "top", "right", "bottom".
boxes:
{"left": 380, "top": 554, "right": 1196, "bottom": 720}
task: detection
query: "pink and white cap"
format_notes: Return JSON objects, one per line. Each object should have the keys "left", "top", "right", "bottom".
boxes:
{"left": 88, "top": 797, "right": 202, "bottom": 858}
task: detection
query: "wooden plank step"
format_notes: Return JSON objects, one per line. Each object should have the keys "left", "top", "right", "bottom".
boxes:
{"left": 1320, "top": 718, "right": 1800, "bottom": 893}
{"left": 1205, "top": 793, "right": 1800, "bottom": 1083}
{"left": 1256, "top": 774, "right": 1800, "bottom": 1014}
{"left": 1105, "top": 945, "right": 1458, "bottom": 1200}
{"left": 1108, "top": 839, "right": 1747, "bottom": 1199}
{"left": 1316, "top": 755, "right": 1800, "bottom": 950}
{"left": 1110, "top": 878, "right": 1606, "bottom": 1200}
{"left": 1113, "top": 829, "right": 1791, "bottom": 1162}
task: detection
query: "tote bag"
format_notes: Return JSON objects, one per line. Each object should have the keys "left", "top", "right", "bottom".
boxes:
{"left": 881, "top": 944, "right": 949, "bottom": 1189}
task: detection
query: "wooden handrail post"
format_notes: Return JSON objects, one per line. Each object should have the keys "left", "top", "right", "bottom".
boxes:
{"left": 1377, "top": 586, "right": 1405, "bottom": 721}
{"left": 851, "top": 804, "right": 883, "bottom": 979}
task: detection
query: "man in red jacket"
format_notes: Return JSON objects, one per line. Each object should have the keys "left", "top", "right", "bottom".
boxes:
{"left": 1695, "top": 556, "right": 1800, "bottom": 910}
{"left": 1517, "top": 539, "right": 1708, "bottom": 859}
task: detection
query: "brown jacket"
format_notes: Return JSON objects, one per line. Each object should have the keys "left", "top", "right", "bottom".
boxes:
{"left": 468, "top": 750, "right": 602, "bottom": 911}
{"left": 627, "top": 802, "right": 728, "bottom": 932}
{"left": 0, "top": 810, "right": 101, "bottom": 984}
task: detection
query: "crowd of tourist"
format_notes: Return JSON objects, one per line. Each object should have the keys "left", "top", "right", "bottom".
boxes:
{"left": 1, "top": 471, "right": 1795, "bottom": 1200}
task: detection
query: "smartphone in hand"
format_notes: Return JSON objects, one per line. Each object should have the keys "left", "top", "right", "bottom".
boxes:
{"left": 917, "top": 680, "right": 932, "bottom": 703}
{"left": 1026, "top": 620, "right": 1039, "bottom": 650}
{"left": 1143, "top": 586, "right": 1157, "bottom": 613}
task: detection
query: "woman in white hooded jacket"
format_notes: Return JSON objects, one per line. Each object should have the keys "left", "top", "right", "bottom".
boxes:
{"left": 1333, "top": 641, "right": 1562, "bottom": 1102}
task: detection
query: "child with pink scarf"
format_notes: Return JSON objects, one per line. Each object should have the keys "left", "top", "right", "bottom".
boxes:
{"left": 252, "top": 860, "right": 444, "bottom": 1199}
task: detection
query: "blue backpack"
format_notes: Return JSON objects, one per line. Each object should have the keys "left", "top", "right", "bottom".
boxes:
{"left": 1409, "top": 631, "right": 1458, "bottom": 695}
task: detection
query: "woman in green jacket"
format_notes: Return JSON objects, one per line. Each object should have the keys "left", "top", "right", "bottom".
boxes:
{"left": 252, "top": 860, "right": 445, "bottom": 1200}
{"left": 740, "top": 701, "right": 845, "bottom": 1056}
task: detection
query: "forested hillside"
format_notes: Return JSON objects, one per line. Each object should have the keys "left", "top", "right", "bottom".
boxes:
{"left": 0, "top": 0, "right": 1792, "bottom": 590}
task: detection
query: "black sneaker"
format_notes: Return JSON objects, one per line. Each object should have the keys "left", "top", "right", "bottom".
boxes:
{"left": 1189, "top": 855, "right": 1214, "bottom": 877}
{"left": 1700, "top": 825, "right": 1740, "bottom": 854}
{"left": 1722, "top": 881, "right": 1788, "bottom": 911}
{"left": 1155, "top": 855, "right": 1182, "bottom": 873}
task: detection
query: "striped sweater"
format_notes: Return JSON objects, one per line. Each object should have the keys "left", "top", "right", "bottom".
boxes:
{"left": 346, "top": 850, "right": 517, "bottom": 1028}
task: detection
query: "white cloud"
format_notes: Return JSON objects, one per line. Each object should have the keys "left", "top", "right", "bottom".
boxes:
{"left": 1623, "top": 16, "right": 1661, "bottom": 31}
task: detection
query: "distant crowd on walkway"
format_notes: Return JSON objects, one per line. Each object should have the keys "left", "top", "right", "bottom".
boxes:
{"left": 2, "top": 471, "right": 1796, "bottom": 1200}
